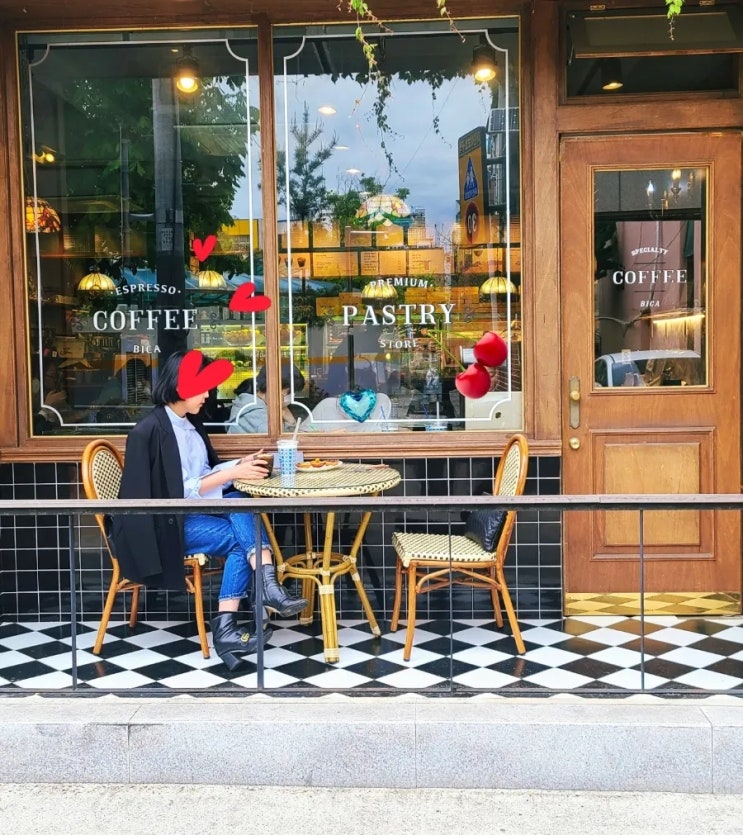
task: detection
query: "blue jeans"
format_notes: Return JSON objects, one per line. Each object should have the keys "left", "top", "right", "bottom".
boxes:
{"left": 182, "top": 491, "right": 270, "bottom": 602}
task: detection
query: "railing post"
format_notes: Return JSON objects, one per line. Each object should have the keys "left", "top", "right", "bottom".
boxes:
{"left": 67, "top": 513, "right": 78, "bottom": 689}
{"left": 639, "top": 508, "right": 645, "bottom": 691}
{"left": 447, "top": 509, "right": 454, "bottom": 693}
{"left": 253, "top": 512, "right": 264, "bottom": 689}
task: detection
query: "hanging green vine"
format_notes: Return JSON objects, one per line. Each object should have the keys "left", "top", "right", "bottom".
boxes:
{"left": 343, "top": 1, "right": 685, "bottom": 70}
{"left": 344, "top": 0, "right": 456, "bottom": 70}
{"left": 342, "top": 1, "right": 460, "bottom": 175}
{"left": 665, "top": 0, "right": 684, "bottom": 39}
{"left": 341, "top": 0, "right": 683, "bottom": 175}
{"left": 370, "top": 71, "right": 398, "bottom": 175}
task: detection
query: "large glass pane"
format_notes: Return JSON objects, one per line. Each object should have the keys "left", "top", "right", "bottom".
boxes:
{"left": 274, "top": 19, "right": 522, "bottom": 433}
{"left": 594, "top": 168, "right": 707, "bottom": 389}
{"left": 20, "top": 29, "right": 264, "bottom": 435}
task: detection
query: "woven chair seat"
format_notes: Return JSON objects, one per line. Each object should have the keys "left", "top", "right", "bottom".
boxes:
{"left": 392, "top": 531, "right": 491, "bottom": 567}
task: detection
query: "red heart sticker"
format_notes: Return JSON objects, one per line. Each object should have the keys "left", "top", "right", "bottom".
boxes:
{"left": 228, "top": 282, "right": 272, "bottom": 314}
{"left": 177, "top": 350, "right": 234, "bottom": 399}
{"left": 192, "top": 235, "right": 217, "bottom": 262}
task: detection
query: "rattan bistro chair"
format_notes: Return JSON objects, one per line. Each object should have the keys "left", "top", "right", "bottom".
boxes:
{"left": 81, "top": 439, "right": 224, "bottom": 658}
{"left": 391, "top": 433, "right": 529, "bottom": 660}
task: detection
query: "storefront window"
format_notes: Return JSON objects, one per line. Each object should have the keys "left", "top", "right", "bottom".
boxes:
{"left": 274, "top": 19, "right": 522, "bottom": 433}
{"left": 20, "top": 29, "right": 265, "bottom": 435}
{"left": 593, "top": 168, "right": 707, "bottom": 389}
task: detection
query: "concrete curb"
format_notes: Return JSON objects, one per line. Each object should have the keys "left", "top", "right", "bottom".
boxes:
{"left": 1, "top": 694, "right": 742, "bottom": 792}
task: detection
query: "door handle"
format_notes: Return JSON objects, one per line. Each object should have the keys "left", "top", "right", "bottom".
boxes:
{"left": 569, "top": 376, "right": 580, "bottom": 428}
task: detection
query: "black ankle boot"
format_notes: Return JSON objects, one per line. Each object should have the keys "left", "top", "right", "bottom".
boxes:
{"left": 260, "top": 565, "right": 308, "bottom": 618}
{"left": 242, "top": 616, "right": 274, "bottom": 643}
{"left": 210, "top": 612, "right": 271, "bottom": 671}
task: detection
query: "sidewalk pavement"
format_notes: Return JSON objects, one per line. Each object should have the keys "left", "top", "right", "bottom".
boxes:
{"left": 1, "top": 784, "right": 743, "bottom": 834}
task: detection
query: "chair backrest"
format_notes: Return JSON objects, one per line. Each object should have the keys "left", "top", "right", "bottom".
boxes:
{"left": 492, "top": 433, "right": 529, "bottom": 560}
{"left": 81, "top": 439, "right": 124, "bottom": 549}
{"left": 494, "top": 433, "right": 529, "bottom": 497}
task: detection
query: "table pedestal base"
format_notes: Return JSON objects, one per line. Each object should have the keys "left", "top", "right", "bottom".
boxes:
{"left": 263, "top": 511, "right": 380, "bottom": 663}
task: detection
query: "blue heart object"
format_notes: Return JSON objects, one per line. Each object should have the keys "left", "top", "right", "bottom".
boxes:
{"left": 338, "top": 389, "right": 377, "bottom": 422}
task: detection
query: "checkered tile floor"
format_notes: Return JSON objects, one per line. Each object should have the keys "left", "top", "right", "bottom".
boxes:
{"left": 2, "top": 615, "right": 743, "bottom": 693}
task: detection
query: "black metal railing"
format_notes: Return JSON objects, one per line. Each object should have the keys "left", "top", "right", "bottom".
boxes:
{"left": 1, "top": 492, "right": 742, "bottom": 696}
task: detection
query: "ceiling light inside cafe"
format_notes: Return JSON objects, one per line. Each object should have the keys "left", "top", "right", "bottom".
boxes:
{"left": 601, "top": 58, "right": 624, "bottom": 91}
{"left": 480, "top": 275, "right": 519, "bottom": 297}
{"left": 175, "top": 48, "right": 200, "bottom": 94}
{"left": 33, "top": 145, "right": 56, "bottom": 164}
{"left": 198, "top": 269, "right": 227, "bottom": 289}
{"left": 361, "top": 280, "right": 398, "bottom": 304}
{"left": 78, "top": 271, "right": 116, "bottom": 292}
{"left": 25, "top": 196, "right": 61, "bottom": 233}
{"left": 472, "top": 40, "right": 498, "bottom": 83}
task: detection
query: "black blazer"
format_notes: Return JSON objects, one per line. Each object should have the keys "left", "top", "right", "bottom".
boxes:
{"left": 110, "top": 406, "right": 220, "bottom": 590}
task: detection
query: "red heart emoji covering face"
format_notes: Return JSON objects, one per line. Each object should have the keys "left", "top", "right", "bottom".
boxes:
{"left": 455, "top": 362, "right": 491, "bottom": 400}
{"left": 192, "top": 235, "right": 217, "bottom": 262}
{"left": 473, "top": 331, "right": 508, "bottom": 368}
{"left": 228, "top": 282, "right": 272, "bottom": 314}
{"left": 177, "top": 350, "right": 234, "bottom": 399}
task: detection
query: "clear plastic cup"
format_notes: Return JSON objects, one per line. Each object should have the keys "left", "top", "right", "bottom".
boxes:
{"left": 276, "top": 438, "right": 298, "bottom": 476}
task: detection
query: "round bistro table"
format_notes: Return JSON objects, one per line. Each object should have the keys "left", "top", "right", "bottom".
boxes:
{"left": 234, "top": 463, "right": 401, "bottom": 662}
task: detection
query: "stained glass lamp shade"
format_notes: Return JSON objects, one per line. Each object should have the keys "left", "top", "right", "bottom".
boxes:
{"left": 78, "top": 271, "right": 116, "bottom": 292}
{"left": 198, "top": 269, "right": 227, "bottom": 289}
{"left": 25, "top": 197, "right": 61, "bottom": 233}
{"left": 361, "top": 281, "right": 398, "bottom": 304}
{"left": 480, "top": 275, "right": 519, "bottom": 296}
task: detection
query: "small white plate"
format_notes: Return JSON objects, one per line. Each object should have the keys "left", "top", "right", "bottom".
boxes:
{"left": 296, "top": 460, "right": 343, "bottom": 472}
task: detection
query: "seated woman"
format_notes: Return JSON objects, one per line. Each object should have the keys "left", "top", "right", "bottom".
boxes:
{"left": 111, "top": 350, "right": 307, "bottom": 671}
{"left": 227, "top": 362, "right": 304, "bottom": 434}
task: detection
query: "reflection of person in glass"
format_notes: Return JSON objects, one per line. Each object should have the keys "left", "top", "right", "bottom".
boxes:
{"left": 227, "top": 363, "right": 305, "bottom": 434}
{"left": 96, "top": 357, "right": 153, "bottom": 423}
{"left": 111, "top": 350, "right": 308, "bottom": 671}
{"left": 97, "top": 358, "right": 150, "bottom": 406}
{"left": 324, "top": 326, "right": 383, "bottom": 395}
{"left": 35, "top": 356, "right": 89, "bottom": 427}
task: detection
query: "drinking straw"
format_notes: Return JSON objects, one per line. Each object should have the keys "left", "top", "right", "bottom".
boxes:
{"left": 292, "top": 417, "right": 302, "bottom": 442}
{"left": 379, "top": 405, "right": 388, "bottom": 429}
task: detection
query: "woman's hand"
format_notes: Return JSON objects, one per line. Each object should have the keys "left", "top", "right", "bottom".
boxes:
{"left": 197, "top": 451, "right": 268, "bottom": 496}
{"left": 231, "top": 451, "right": 270, "bottom": 480}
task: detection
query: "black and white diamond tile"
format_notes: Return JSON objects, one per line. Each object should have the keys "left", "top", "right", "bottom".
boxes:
{"left": 1, "top": 615, "right": 743, "bottom": 693}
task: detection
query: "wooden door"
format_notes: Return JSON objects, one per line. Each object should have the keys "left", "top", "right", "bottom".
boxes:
{"left": 561, "top": 133, "right": 741, "bottom": 615}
